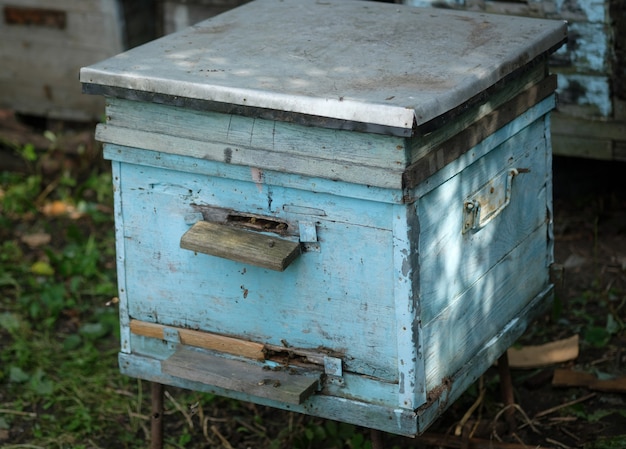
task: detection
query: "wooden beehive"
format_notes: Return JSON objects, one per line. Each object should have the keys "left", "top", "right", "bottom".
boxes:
{"left": 81, "top": 0, "right": 566, "bottom": 435}
{"left": 0, "top": 0, "right": 156, "bottom": 121}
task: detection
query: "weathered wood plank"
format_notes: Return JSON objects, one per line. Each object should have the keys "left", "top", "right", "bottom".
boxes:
{"left": 105, "top": 98, "right": 407, "bottom": 169}
{"left": 161, "top": 347, "right": 321, "bottom": 405}
{"left": 551, "top": 112, "right": 626, "bottom": 142}
{"left": 416, "top": 284, "right": 553, "bottom": 433}
{"left": 552, "top": 135, "right": 613, "bottom": 160}
{"left": 102, "top": 144, "right": 404, "bottom": 204}
{"left": 180, "top": 220, "right": 301, "bottom": 272}
{"left": 403, "top": 76, "right": 556, "bottom": 188}
{"left": 96, "top": 124, "right": 406, "bottom": 190}
{"left": 111, "top": 161, "right": 131, "bottom": 354}
{"left": 408, "top": 62, "right": 548, "bottom": 161}
{"left": 129, "top": 319, "right": 266, "bottom": 360}
{"left": 408, "top": 97, "right": 554, "bottom": 199}
{"left": 553, "top": 369, "right": 626, "bottom": 393}
{"left": 120, "top": 352, "right": 419, "bottom": 435}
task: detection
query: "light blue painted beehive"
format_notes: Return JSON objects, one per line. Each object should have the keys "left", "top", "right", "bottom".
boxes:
{"left": 80, "top": 0, "right": 566, "bottom": 436}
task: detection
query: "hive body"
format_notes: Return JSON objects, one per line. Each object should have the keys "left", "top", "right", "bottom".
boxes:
{"left": 81, "top": 0, "right": 566, "bottom": 435}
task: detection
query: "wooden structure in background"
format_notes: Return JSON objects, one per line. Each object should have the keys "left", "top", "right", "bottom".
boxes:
{"left": 0, "top": 0, "right": 157, "bottom": 121}
{"left": 161, "top": 0, "right": 251, "bottom": 34}
{"left": 404, "top": 0, "right": 626, "bottom": 161}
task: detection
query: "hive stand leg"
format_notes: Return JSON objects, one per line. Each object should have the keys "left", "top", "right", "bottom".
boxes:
{"left": 497, "top": 352, "right": 516, "bottom": 432}
{"left": 151, "top": 382, "right": 164, "bottom": 449}
{"left": 371, "top": 428, "right": 385, "bottom": 449}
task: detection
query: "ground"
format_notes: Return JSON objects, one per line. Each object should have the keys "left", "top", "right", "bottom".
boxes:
{"left": 0, "top": 112, "right": 624, "bottom": 449}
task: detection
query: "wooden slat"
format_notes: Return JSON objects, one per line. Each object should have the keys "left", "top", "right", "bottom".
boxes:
{"left": 180, "top": 220, "right": 301, "bottom": 272}
{"left": 129, "top": 320, "right": 266, "bottom": 360}
{"left": 403, "top": 75, "right": 557, "bottom": 189}
{"left": 551, "top": 134, "right": 613, "bottom": 160}
{"left": 161, "top": 347, "right": 321, "bottom": 405}
{"left": 551, "top": 112, "right": 626, "bottom": 142}
{"left": 553, "top": 369, "right": 626, "bottom": 393}
{"left": 409, "top": 61, "right": 547, "bottom": 159}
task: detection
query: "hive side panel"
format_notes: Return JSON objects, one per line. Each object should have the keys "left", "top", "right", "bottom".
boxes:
{"left": 419, "top": 117, "right": 550, "bottom": 324}
{"left": 115, "top": 160, "right": 400, "bottom": 381}
{"left": 417, "top": 115, "right": 552, "bottom": 391}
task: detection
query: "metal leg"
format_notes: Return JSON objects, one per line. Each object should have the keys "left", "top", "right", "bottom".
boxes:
{"left": 497, "top": 351, "right": 516, "bottom": 432}
{"left": 151, "top": 382, "right": 164, "bottom": 449}
{"left": 371, "top": 428, "right": 385, "bottom": 449}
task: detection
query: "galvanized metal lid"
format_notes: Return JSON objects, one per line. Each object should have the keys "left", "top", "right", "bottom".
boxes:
{"left": 80, "top": 0, "right": 566, "bottom": 135}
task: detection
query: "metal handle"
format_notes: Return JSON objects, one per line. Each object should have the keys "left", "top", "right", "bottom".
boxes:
{"left": 180, "top": 221, "right": 301, "bottom": 271}
{"left": 462, "top": 168, "right": 525, "bottom": 233}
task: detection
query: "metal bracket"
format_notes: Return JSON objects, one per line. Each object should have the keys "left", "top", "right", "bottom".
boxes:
{"left": 323, "top": 355, "right": 344, "bottom": 386}
{"left": 162, "top": 327, "right": 181, "bottom": 350}
{"left": 299, "top": 221, "right": 320, "bottom": 252}
{"left": 463, "top": 168, "right": 524, "bottom": 233}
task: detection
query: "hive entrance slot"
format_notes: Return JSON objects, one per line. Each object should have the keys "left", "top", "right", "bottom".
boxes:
{"left": 227, "top": 214, "right": 288, "bottom": 234}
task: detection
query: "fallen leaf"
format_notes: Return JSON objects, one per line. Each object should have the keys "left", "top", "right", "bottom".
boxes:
{"left": 21, "top": 232, "right": 51, "bottom": 248}
{"left": 507, "top": 335, "right": 579, "bottom": 369}
{"left": 563, "top": 253, "right": 587, "bottom": 269}
{"left": 31, "top": 261, "right": 54, "bottom": 276}
{"left": 41, "top": 200, "right": 82, "bottom": 219}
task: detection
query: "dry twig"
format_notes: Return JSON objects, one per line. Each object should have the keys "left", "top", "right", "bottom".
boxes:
{"left": 492, "top": 403, "right": 540, "bottom": 439}
{"left": 415, "top": 433, "right": 554, "bottom": 449}
{"left": 534, "top": 393, "right": 595, "bottom": 419}
{"left": 164, "top": 390, "right": 194, "bottom": 430}
{"left": 0, "top": 408, "right": 37, "bottom": 418}
{"left": 455, "top": 376, "right": 485, "bottom": 437}
{"left": 545, "top": 437, "right": 571, "bottom": 449}
{"left": 211, "top": 424, "right": 235, "bottom": 449}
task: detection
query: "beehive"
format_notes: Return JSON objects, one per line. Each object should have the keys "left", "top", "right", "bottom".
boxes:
{"left": 0, "top": 0, "right": 156, "bottom": 120}
{"left": 81, "top": 0, "right": 566, "bottom": 435}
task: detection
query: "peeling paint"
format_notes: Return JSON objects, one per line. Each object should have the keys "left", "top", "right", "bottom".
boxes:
{"left": 251, "top": 167, "right": 264, "bottom": 192}
{"left": 554, "top": 0, "right": 606, "bottom": 23}
{"left": 557, "top": 73, "right": 612, "bottom": 116}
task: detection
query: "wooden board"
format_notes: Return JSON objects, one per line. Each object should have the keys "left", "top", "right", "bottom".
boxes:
{"left": 120, "top": 352, "right": 419, "bottom": 435}
{"left": 180, "top": 220, "right": 301, "bottom": 272}
{"left": 129, "top": 320, "right": 266, "bottom": 360}
{"left": 553, "top": 369, "right": 626, "bottom": 393}
{"left": 161, "top": 346, "right": 321, "bottom": 405}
